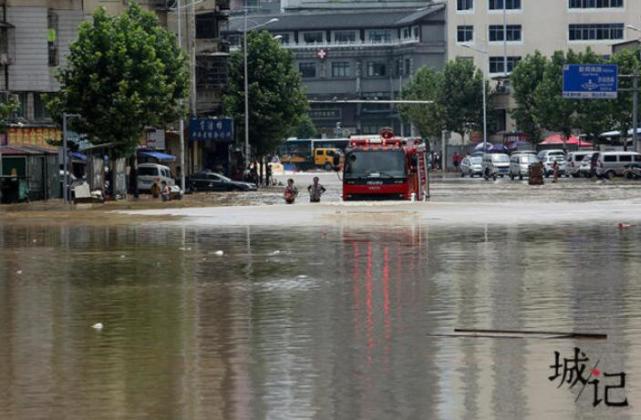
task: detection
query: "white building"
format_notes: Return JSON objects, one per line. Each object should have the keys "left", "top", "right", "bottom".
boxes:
{"left": 444, "top": 0, "right": 641, "bottom": 135}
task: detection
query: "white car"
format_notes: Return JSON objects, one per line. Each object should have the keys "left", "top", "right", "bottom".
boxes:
{"left": 542, "top": 155, "right": 568, "bottom": 177}
{"left": 596, "top": 151, "right": 641, "bottom": 178}
{"left": 537, "top": 149, "right": 566, "bottom": 163}
{"left": 460, "top": 155, "right": 483, "bottom": 177}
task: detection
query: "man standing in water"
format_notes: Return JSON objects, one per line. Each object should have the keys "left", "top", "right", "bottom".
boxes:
{"left": 307, "top": 176, "right": 326, "bottom": 203}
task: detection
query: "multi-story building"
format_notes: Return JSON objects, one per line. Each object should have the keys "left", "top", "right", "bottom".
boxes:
{"left": 225, "top": 4, "right": 447, "bottom": 136}
{"left": 0, "top": 0, "right": 229, "bottom": 175}
{"left": 445, "top": 0, "right": 641, "bottom": 137}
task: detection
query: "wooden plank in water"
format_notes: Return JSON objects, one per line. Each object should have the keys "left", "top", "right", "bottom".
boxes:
{"left": 453, "top": 328, "right": 607, "bottom": 339}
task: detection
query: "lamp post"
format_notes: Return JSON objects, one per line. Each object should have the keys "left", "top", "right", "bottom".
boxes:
{"left": 62, "top": 112, "right": 81, "bottom": 204}
{"left": 625, "top": 24, "right": 641, "bottom": 153}
{"left": 462, "top": 44, "right": 489, "bottom": 156}
{"left": 242, "top": 13, "right": 278, "bottom": 165}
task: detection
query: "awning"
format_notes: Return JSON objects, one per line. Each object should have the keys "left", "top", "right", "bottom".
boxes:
{"left": 138, "top": 150, "right": 176, "bottom": 161}
{"left": 71, "top": 151, "right": 87, "bottom": 161}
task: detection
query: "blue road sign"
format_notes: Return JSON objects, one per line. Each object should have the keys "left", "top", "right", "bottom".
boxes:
{"left": 562, "top": 64, "right": 618, "bottom": 99}
{"left": 190, "top": 118, "right": 234, "bottom": 142}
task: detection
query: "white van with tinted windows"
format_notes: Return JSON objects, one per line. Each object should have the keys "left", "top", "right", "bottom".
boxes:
{"left": 137, "top": 163, "right": 175, "bottom": 192}
{"left": 596, "top": 151, "right": 641, "bottom": 178}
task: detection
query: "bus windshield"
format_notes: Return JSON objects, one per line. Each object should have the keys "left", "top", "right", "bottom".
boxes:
{"left": 344, "top": 150, "right": 406, "bottom": 179}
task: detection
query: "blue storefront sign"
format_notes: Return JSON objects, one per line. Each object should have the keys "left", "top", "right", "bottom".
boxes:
{"left": 562, "top": 64, "right": 618, "bottom": 99}
{"left": 190, "top": 118, "right": 234, "bottom": 142}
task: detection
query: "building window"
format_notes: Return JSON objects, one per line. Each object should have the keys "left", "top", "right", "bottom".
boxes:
{"left": 196, "top": 13, "right": 218, "bottom": 39}
{"left": 489, "top": 56, "right": 521, "bottom": 73}
{"left": 489, "top": 0, "right": 521, "bottom": 9}
{"left": 569, "top": 23, "right": 624, "bottom": 40}
{"left": 47, "top": 12, "right": 58, "bottom": 67}
{"left": 33, "top": 93, "right": 51, "bottom": 121}
{"left": 489, "top": 25, "right": 522, "bottom": 41}
{"left": 11, "top": 92, "right": 28, "bottom": 119}
{"left": 569, "top": 0, "right": 623, "bottom": 8}
{"left": 331, "top": 62, "right": 351, "bottom": 78}
{"left": 196, "top": 56, "right": 228, "bottom": 89}
{"left": 302, "top": 32, "right": 323, "bottom": 44}
{"left": 367, "top": 30, "right": 391, "bottom": 43}
{"left": 334, "top": 31, "right": 356, "bottom": 44}
{"left": 404, "top": 58, "right": 411, "bottom": 75}
{"left": 457, "top": 25, "right": 473, "bottom": 42}
{"left": 457, "top": 0, "right": 474, "bottom": 11}
{"left": 299, "top": 62, "right": 316, "bottom": 78}
{"left": 367, "top": 62, "right": 387, "bottom": 77}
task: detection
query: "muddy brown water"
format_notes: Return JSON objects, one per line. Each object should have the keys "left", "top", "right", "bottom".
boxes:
{"left": 1, "top": 217, "right": 641, "bottom": 420}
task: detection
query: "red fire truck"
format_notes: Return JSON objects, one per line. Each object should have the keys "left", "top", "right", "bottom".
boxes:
{"left": 340, "top": 128, "right": 429, "bottom": 201}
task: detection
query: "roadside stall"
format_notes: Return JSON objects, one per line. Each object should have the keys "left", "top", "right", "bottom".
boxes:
{"left": 0, "top": 145, "right": 59, "bottom": 203}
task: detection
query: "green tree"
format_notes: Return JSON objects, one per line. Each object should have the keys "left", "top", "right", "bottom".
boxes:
{"left": 532, "top": 51, "right": 578, "bottom": 145}
{"left": 609, "top": 48, "right": 640, "bottom": 149}
{"left": 294, "top": 113, "right": 317, "bottom": 139}
{"left": 400, "top": 60, "right": 488, "bottom": 140}
{"left": 0, "top": 96, "right": 18, "bottom": 134}
{"left": 511, "top": 51, "right": 547, "bottom": 142}
{"left": 48, "top": 4, "right": 188, "bottom": 157}
{"left": 399, "top": 66, "right": 443, "bottom": 138}
{"left": 224, "top": 30, "right": 308, "bottom": 158}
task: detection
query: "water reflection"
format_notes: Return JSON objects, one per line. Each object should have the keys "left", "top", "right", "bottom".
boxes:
{"left": 1, "top": 222, "right": 640, "bottom": 419}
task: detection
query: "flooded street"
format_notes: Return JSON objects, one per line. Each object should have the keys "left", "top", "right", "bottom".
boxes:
{"left": 2, "top": 178, "right": 641, "bottom": 419}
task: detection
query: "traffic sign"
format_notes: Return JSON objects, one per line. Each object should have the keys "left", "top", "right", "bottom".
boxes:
{"left": 562, "top": 64, "right": 618, "bottom": 99}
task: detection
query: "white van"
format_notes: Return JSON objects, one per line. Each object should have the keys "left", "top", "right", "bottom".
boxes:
{"left": 137, "top": 163, "right": 175, "bottom": 192}
{"left": 596, "top": 151, "right": 641, "bottom": 178}
{"left": 567, "top": 151, "right": 593, "bottom": 177}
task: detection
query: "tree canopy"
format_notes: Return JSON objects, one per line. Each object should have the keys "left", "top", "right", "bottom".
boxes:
{"left": 224, "top": 30, "right": 308, "bottom": 158}
{"left": 512, "top": 47, "right": 638, "bottom": 144}
{"left": 0, "top": 96, "right": 18, "bottom": 134}
{"left": 48, "top": 3, "right": 188, "bottom": 157}
{"left": 400, "top": 59, "right": 488, "bottom": 140}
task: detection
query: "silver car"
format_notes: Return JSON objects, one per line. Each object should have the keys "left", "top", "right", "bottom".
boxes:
{"left": 460, "top": 155, "right": 483, "bottom": 177}
{"left": 509, "top": 154, "right": 539, "bottom": 180}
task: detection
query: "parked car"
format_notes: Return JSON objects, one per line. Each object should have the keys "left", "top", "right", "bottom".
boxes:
{"left": 188, "top": 171, "right": 257, "bottom": 192}
{"left": 537, "top": 149, "right": 566, "bottom": 163}
{"left": 623, "top": 163, "right": 641, "bottom": 179}
{"left": 509, "top": 154, "right": 539, "bottom": 180}
{"left": 137, "top": 163, "right": 176, "bottom": 193}
{"left": 596, "top": 151, "right": 641, "bottom": 179}
{"left": 567, "top": 151, "right": 593, "bottom": 177}
{"left": 578, "top": 152, "right": 596, "bottom": 177}
{"left": 482, "top": 153, "right": 510, "bottom": 180}
{"left": 460, "top": 155, "right": 483, "bottom": 177}
{"left": 542, "top": 155, "right": 568, "bottom": 177}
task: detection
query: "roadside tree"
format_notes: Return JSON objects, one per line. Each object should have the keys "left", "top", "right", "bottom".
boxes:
{"left": 401, "top": 60, "right": 488, "bottom": 140}
{"left": 511, "top": 51, "right": 547, "bottom": 143}
{"left": 224, "top": 30, "right": 308, "bottom": 159}
{"left": 48, "top": 4, "right": 188, "bottom": 157}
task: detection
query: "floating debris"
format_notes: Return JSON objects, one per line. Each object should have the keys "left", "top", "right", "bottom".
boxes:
{"left": 214, "top": 250, "right": 224, "bottom": 256}
{"left": 270, "top": 250, "right": 281, "bottom": 255}
{"left": 16, "top": 270, "right": 23, "bottom": 275}
{"left": 618, "top": 223, "right": 634, "bottom": 229}
{"left": 91, "top": 323, "right": 104, "bottom": 331}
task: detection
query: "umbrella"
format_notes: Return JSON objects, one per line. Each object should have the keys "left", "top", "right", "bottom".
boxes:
{"left": 506, "top": 140, "right": 531, "bottom": 150}
{"left": 473, "top": 142, "right": 494, "bottom": 151}
{"left": 490, "top": 144, "right": 509, "bottom": 153}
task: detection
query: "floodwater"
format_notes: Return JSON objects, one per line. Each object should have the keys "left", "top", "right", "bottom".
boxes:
{"left": 2, "top": 179, "right": 641, "bottom": 419}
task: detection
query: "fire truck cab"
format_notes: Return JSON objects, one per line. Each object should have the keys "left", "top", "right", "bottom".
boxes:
{"left": 338, "top": 128, "right": 428, "bottom": 201}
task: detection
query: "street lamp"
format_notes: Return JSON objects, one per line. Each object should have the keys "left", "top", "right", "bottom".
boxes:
{"left": 242, "top": 14, "right": 278, "bottom": 164}
{"left": 625, "top": 24, "right": 641, "bottom": 152}
{"left": 171, "top": 0, "right": 202, "bottom": 192}
{"left": 62, "top": 112, "right": 81, "bottom": 204}
{"left": 462, "top": 44, "right": 489, "bottom": 156}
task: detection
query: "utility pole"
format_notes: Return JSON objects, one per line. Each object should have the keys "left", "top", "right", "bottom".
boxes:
{"left": 634, "top": 70, "right": 639, "bottom": 153}
{"left": 175, "top": 0, "right": 186, "bottom": 192}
